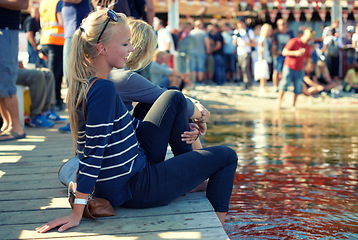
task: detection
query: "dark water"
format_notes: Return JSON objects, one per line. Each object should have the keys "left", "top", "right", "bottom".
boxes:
{"left": 205, "top": 109, "right": 358, "bottom": 239}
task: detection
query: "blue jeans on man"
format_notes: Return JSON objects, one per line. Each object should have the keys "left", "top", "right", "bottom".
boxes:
{"left": 28, "top": 44, "right": 47, "bottom": 67}
{"left": 213, "top": 54, "right": 226, "bottom": 85}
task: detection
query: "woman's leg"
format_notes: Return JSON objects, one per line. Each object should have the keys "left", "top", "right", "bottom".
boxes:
{"left": 136, "top": 90, "right": 192, "bottom": 164}
{"left": 124, "top": 146, "right": 238, "bottom": 216}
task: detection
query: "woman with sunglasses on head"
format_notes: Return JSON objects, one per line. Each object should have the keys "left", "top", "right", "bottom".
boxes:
{"left": 110, "top": 17, "right": 210, "bottom": 150}
{"left": 36, "top": 9, "right": 237, "bottom": 233}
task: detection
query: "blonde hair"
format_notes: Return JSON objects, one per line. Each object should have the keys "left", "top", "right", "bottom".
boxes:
{"left": 67, "top": 9, "right": 127, "bottom": 150}
{"left": 315, "top": 60, "right": 329, "bottom": 77}
{"left": 126, "top": 17, "right": 157, "bottom": 72}
{"left": 260, "top": 23, "right": 272, "bottom": 38}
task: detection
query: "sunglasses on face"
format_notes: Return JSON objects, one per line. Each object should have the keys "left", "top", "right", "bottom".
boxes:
{"left": 97, "top": 9, "right": 119, "bottom": 43}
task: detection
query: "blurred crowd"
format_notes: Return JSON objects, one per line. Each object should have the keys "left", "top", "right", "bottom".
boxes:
{"left": 149, "top": 16, "right": 358, "bottom": 98}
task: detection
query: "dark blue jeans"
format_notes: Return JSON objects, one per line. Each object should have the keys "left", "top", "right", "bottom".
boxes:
{"left": 213, "top": 54, "right": 226, "bottom": 85}
{"left": 124, "top": 90, "right": 238, "bottom": 212}
{"left": 41, "top": 44, "right": 63, "bottom": 104}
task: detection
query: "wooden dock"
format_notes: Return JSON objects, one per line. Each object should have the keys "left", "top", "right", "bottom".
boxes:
{"left": 0, "top": 117, "right": 229, "bottom": 240}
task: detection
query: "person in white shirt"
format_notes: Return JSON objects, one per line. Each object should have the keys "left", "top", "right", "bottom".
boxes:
{"left": 221, "top": 23, "right": 236, "bottom": 82}
{"left": 233, "top": 18, "right": 256, "bottom": 90}
{"left": 351, "top": 24, "right": 358, "bottom": 63}
{"left": 154, "top": 18, "right": 176, "bottom": 68}
{"left": 320, "top": 28, "right": 342, "bottom": 86}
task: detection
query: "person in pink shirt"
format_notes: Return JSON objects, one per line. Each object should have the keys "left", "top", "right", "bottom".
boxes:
{"left": 277, "top": 28, "right": 315, "bottom": 110}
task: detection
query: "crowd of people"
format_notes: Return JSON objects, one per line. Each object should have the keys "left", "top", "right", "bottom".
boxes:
{"left": 152, "top": 17, "right": 358, "bottom": 110}
{"left": 2, "top": 1, "right": 358, "bottom": 139}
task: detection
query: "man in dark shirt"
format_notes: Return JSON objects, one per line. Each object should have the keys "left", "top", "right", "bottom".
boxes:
{"left": 272, "top": 18, "right": 294, "bottom": 91}
{"left": 211, "top": 24, "right": 225, "bottom": 85}
{"left": 23, "top": 7, "right": 45, "bottom": 67}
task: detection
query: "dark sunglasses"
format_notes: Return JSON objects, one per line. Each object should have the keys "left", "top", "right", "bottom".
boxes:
{"left": 97, "top": 9, "right": 119, "bottom": 43}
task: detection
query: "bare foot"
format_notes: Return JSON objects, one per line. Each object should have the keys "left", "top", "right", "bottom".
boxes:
{"left": 190, "top": 180, "right": 208, "bottom": 193}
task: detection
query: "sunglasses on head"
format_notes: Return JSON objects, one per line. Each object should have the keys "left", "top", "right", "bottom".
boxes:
{"left": 97, "top": 9, "right": 119, "bottom": 43}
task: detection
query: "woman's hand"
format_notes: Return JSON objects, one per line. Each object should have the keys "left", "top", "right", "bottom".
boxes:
{"left": 196, "top": 121, "right": 207, "bottom": 136}
{"left": 181, "top": 123, "right": 200, "bottom": 144}
{"left": 195, "top": 104, "right": 210, "bottom": 123}
{"left": 36, "top": 213, "right": 82, "bottom": 233}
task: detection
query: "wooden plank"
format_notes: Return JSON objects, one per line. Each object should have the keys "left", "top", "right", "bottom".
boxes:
{"left": 18, "top": 228, "right": 228, "bottom": 240}
{"left": 0, "top": 188, "right": 65, "bottom": 201}
{"left": 0, "top": 192, "right": 210, "bottom": 216}
{"left": 0, "top": 166, "right": 58, "bottom": 175}
{"left": 0, "top": 110, "right": 229, "bottom": 240}
{"left": 1, "top": 212, "right": 225, "bottom": 240}
{"left": 0, "top": 179, "right": 63, "bottom": 191}
{"left": 1, "top": 172, "right": 58, "bottom": 183}
{"left": 0, "top": 159, "right": 67, "bottom": 169}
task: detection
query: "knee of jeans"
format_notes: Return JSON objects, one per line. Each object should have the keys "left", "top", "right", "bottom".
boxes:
{"left": 294, "top": 85, "right": 303, "bottom": 94}
{"left": 167, "top": 86, "right": 180, "bottom": 91}
{"left": 163, "top": 89, "right": 185, "bottom": 103}
{"left": 226, "top": 147, "right": 238, "bottom": 166}
{"left": 214, "top": 146, "right": 238, "bottom": 166}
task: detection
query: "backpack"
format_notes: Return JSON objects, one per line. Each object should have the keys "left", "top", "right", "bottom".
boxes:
{"left": 326, "top": 38, "right": 339, "bottom": 57}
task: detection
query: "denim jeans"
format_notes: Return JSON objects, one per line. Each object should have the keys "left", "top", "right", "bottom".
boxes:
{"left": 41, "top": 44, "right": 63, "bottom": 104}
{"left": 0, "top": 28, "right": 18, "bottom": 98}
{"left": 213, "top": 54, "right": 226, "bottom": 85}
{"left": 28, "top": 44, "right": 47, "bottom": 67}
{"left": 279, "top": 66, "right": 303, "bottom": 94}
{"left": 237, "top": 52, "right": 252, "bottom": 86}
{"left": 63, "top": 37, "right": 71, "bottom": 87}
{"left": 123, "top": 90, "right": 238, "bottom": 212}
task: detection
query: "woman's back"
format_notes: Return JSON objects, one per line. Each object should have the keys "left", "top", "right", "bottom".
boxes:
{"left": 76, "top": 79, "right": 146, "bottom": 207}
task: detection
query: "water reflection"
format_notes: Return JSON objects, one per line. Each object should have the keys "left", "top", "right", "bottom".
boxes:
{"left": 205, "top": 109, "right": 358, "bottom": 239}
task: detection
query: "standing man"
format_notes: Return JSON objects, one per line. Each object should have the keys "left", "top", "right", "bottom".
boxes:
{"left": 189, "top": 20, "right": 211, "bottom": 84}
{"left": 23, "top": 7, "right": 46, "bottom": 67}
{"left": 211, "top": 24, "right": 225, "bottom": 85}
{"left": 62, "top": 0, "right": 90, "bottom": 87}
{"left": 0, "top": 0, "right": 28, "bottom": 141}
{"left": 272, "top": 18, "right": 294, "bottom": 91}
{"left": 57, "top": 0, "right": 90, "bottom": 133}
{"left": 277, "top": 28, "right": 315, "bottom": 110}
{"left": 39, "top": 0, "right": 65, "bottom": 110}
{"left": 343, "top": 25, "right": 355, "bottom": 68}
{"left": 154, "top": 18, "right": 176, "bottom": 68}
{"left": 233, "top": 18, "right": 256, "bottom": 90}
{"left": 222, "top": 23, "right": 236, "bottom": 82}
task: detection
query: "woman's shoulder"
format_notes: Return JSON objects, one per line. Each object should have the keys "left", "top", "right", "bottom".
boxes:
{"left": 89, "top": 78, "right": 117, "bottom": 97}
{"left": 93, "top": 78, "right": 116, "bottom": 88}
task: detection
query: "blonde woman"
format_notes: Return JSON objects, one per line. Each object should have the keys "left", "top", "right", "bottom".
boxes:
{"left": 109, "top": 18, "right": 210, "bottom": 147}
{"left": 315, "top": 60, "right": 337, "bottom": 92}
{"left": 256, "top": 23, "right": 272, "bottom": 93}
{"left": 36, "top": 9, "right": 237, "bottom": 233}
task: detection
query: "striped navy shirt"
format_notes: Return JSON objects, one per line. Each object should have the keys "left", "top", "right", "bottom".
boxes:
{"left": 76, "top": 79, "right": 146, "bottom": 207}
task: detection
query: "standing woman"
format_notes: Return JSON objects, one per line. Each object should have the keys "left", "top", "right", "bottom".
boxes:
{"left": 256, "top": 23, "right": 272, "bottom": 93}
{"left": 36, "top": 9, "right": 237, "bottom": 233}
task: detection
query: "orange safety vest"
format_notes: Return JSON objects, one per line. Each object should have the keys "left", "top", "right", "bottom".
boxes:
{"left": 39, "top": 0, "right": 65, "bottom": 46}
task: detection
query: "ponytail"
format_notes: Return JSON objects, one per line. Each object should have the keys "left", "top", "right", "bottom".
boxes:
{"left": 66, "top": 9, "right": 127, "bottom": 150}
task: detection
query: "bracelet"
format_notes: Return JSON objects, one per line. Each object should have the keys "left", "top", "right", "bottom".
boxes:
{"left": 74, "top": 198, "right": 88, "bottom": 205}
{"left": 195, "top": 133, "right": 200, "bottom": 141}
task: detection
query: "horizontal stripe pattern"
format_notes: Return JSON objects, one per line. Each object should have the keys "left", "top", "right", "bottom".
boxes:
{"left": 75, "top": 79, "right": 146, "bottom": 207}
